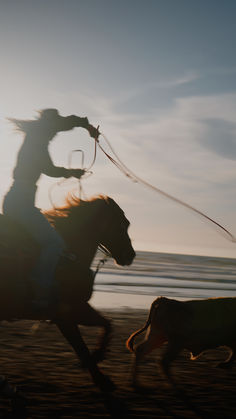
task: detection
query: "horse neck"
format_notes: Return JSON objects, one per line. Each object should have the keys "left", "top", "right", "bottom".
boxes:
{"left": 71, "top": 237, "right": 99, "bottom": 269}
{"left": 52, "top": 212, "right": 100, "bottom": 270}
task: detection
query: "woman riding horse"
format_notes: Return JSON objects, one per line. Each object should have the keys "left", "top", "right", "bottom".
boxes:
{"left": 3, "top": 109, "right": 99, "bottom": 311}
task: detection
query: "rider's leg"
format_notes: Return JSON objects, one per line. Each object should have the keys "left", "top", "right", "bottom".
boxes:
{"left": 29, "top": 212, "right": 65, "bottom": 290}
{"left": 3, "top": 184, "right": 66, "bottom": 304}
{"left": 17, "top": 207, "right": 66, "bottom": 302}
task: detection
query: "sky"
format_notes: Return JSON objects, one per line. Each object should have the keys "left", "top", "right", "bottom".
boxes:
{"left": 1, "top": 0, "right": 236, "bottom": 258}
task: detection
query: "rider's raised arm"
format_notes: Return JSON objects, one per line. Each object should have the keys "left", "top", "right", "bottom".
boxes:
{"left": 57, "top": 115, "right": 89, "bottom": 132}
{"left": 57, "top": 115, "right": 100, "bottom": 139}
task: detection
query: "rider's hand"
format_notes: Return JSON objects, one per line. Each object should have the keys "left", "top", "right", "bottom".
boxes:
{"left": 69, "top": 168, "right": 86, "bottom": 179}
{"left": 87, "top": 124, "right": 100, "bottom": 139}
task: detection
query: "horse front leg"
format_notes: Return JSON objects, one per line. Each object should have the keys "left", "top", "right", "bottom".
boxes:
{"left": 56, "top": 321, "right": 115, "bottom": 393}
{"left": 78, "top": 302, "right": 112, "bottom": 364}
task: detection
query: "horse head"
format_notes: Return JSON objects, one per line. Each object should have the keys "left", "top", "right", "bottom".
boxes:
{"left": 96, "top": 196, "right": 136, "bottom": 266}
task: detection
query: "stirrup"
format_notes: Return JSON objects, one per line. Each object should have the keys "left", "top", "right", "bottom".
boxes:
{"left": 31, "top": 299, "right": 50, "bottom": 311}
{"left": 59, "top": 252, "right": 78, "bottom": 266}
{"left": 65, "top": 252, "right": 77, "bottom": 261}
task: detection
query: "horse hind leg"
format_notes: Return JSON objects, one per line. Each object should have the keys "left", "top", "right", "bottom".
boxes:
{"left": 0, "top": 376, "right": 26, "bottom": 407}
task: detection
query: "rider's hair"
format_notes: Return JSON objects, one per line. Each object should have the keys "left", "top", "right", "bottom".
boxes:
{"left": 7, "top": 109, "right": 60, "bottom": 133}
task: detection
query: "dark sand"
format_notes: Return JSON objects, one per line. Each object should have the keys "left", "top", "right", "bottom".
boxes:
{"left": 0, "top": 308, "right": 236, "bottom": 418}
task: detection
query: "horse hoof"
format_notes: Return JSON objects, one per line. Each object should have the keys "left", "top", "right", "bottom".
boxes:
{"left": 0, "top": 377, "right": 22, "bottom": 400}
{"left": 91, "top": 350, "right": 106, "bottom": 364}
{"left": 133, "top": 384, "right": 151, "bottom": 394}
{"left": 217, "top": 362, "right": 232, "bottom": 369}
{"left": 11, "top": 393, "right": 27, "bottom": 410}
{"left": 99, "top": 375, "right": 116, "bottom": 393}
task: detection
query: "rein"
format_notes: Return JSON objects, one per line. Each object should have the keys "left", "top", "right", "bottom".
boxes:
{"left": 93, "top": 245, "right": 111, "bottom": 279}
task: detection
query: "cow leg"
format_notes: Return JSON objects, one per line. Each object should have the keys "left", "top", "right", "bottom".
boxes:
{"left": 132, "top": 334, "right": 164, "bottom": 387}
{"left": 161, "top": 341, "right": 182, "bottom": 381}
{"left": 77, "top": 302, "right": 112, "bottom": 364}
{"left": 218, "top": 346, "right": 236, "bottom": 369}
{"left": 56, "top": 321, "right": 115, "bottom": 392}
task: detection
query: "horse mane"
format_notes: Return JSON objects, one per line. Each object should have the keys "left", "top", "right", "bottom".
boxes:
{"left": 44, "top": 193, "right": 109, "bottom": 228}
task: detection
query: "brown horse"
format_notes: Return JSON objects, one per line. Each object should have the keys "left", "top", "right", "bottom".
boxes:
{"left": 0, "top": 194, "right": 135, "bottom": 393}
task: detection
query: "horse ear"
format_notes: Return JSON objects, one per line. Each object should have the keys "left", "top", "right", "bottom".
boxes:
{"left": 97, "top": 195, "right": 110, "bottom": 204}
{"left": 92, "top": 195, "right": 111, "bottom": 209}
{"left": 104, "top": 196, "right": 115, "bottom": 207}
{"left": 105, "top": 196, "right": 124, "bottom": 214}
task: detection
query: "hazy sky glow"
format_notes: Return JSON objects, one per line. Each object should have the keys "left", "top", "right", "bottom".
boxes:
{"left": 1, "top": 0, "right": 236, "bottom": 257}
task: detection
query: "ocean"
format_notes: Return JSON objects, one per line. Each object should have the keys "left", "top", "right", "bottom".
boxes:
{"left": 90, "top": 250, "right": 236, "bottom": 310}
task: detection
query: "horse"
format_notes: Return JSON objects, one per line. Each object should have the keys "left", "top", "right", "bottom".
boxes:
{"left": 0, "top": 194, "right": 135, "bottom": 394}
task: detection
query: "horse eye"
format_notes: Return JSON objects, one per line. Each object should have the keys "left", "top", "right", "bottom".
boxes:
{"left": 122, "top": 221, "right": 129, "bottom": 231}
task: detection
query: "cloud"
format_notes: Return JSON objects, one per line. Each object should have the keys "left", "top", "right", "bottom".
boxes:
{"left": 199, "top": 118, "right": 236, "bottom": 160}
{"left": 111, "top": 72, "right": 201, "bottom": 115}
{"left": 109, "top": 67, "right": 236, "bottom": 119}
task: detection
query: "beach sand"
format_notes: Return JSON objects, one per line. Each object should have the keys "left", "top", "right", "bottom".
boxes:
{"left": 0, "top": 308, "right": 236, "bottom": 418}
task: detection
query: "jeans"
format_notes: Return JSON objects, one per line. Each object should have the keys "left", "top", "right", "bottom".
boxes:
{"left": 3, "top": 181, "right": 65, "bottom": 291}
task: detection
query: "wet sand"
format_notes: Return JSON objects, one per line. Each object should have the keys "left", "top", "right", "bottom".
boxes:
{"left": 0, "top": 308, "right": 236, "bottom": 418}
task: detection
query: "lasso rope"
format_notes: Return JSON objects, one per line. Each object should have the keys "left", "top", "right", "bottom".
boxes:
{"left": 48, "top": 149, "right": 91, "bottom": 207}
{"left": 94, "top": 132, "right": 236, "bottom": 243}
{"left": 49, "top": 129, "right": 236, "bottom": 243}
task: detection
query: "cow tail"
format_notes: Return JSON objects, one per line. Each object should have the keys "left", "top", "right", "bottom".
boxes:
{"left": 126, "top": 326, "right": 148, "bottom": 352}
{"left": 126, "top": 300, "right": 157, "bottom": 352}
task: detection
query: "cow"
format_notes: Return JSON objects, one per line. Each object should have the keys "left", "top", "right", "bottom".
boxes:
{"left": 126, "top": 296, "right": 236, "bottom": 386}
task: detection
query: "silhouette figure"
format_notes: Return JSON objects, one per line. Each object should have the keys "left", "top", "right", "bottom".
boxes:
{"left": 3, "top": 108, "right": 99, "bottom": 311}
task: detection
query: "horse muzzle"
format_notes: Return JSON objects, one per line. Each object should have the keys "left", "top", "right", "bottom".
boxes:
{"left": 116, "top": 248, "right": 136, "bottom": 266}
